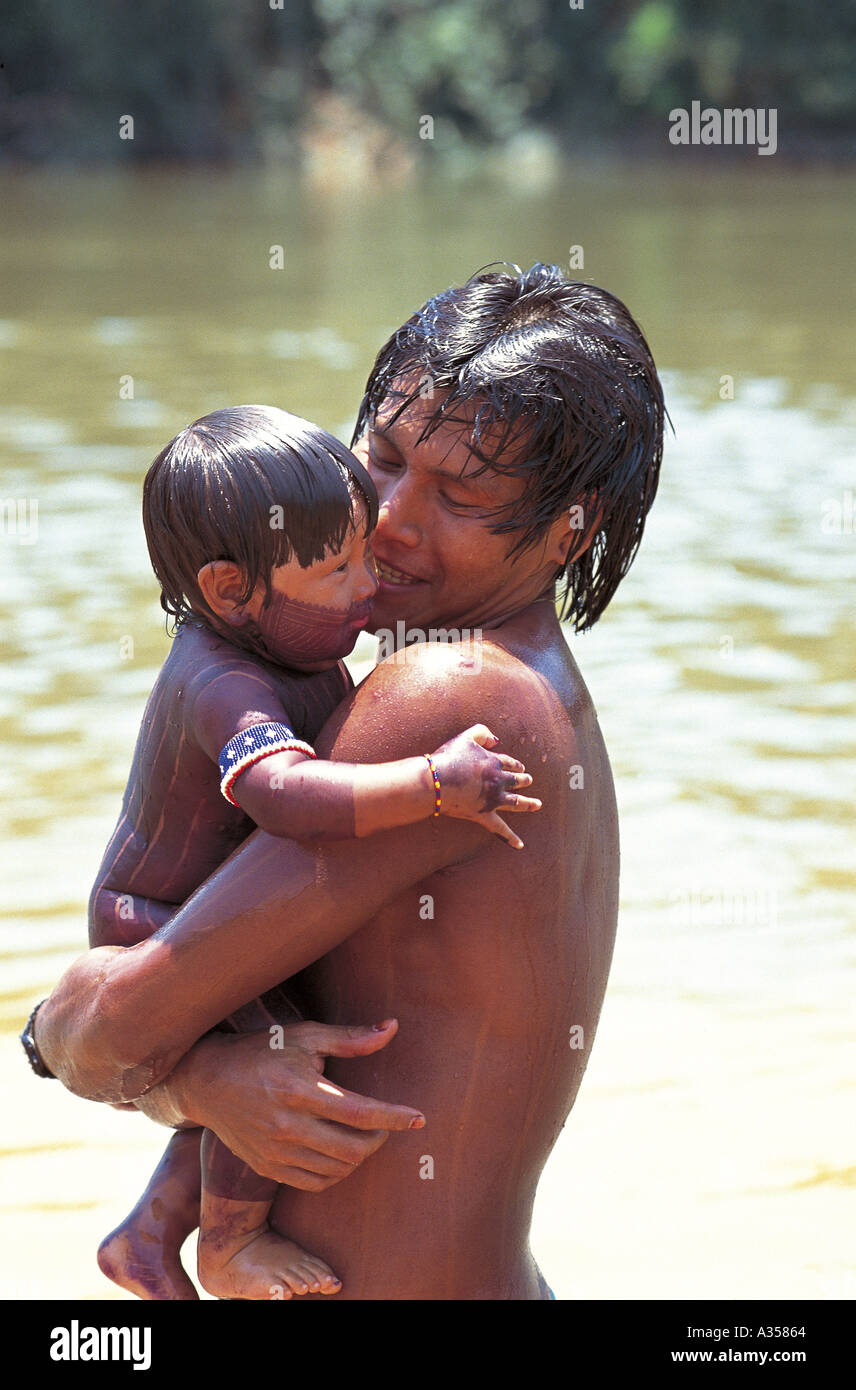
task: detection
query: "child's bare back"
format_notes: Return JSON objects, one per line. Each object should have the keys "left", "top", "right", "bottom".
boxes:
{"left": 89, "top": 622, "right": 350, "bottom": 949}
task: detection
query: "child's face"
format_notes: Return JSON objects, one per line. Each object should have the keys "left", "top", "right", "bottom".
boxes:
{"left": 243, "top": 512, "right": 379, "bottom": 671}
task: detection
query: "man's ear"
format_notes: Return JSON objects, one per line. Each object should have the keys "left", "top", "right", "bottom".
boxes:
{"left": 549, "top": 496, "right": 606, "bottom": 568}
{"left": 196, "top": 561, "right": 254, "bottom": 627}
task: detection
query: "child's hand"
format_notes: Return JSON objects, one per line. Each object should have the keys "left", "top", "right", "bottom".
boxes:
{"left": 429, "top": 724, "right": 542, "bottom": 849}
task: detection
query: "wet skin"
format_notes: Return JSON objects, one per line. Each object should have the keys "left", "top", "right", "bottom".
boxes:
{"left": 37, "top": 394, "right": 620, "bottom": 1299}
{"left": 89, "top": 507, "right": 380, "bottom": 942}
{"left": 88, "top": 626, "right": 351, "bottom": 945}
{"left": 269, "top": 615, "right": 619, "bottom": 1299}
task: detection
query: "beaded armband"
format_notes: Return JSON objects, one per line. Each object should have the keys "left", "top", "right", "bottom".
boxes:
{"left": 219, "top": 721, "right": 317, "bottom": 806}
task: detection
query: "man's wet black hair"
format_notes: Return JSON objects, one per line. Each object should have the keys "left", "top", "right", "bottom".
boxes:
{"left": 143, "top": 404, "right": 378, "bottom": 631}
{"left": 353, "top": 263, "right": 667, "bottom": 632}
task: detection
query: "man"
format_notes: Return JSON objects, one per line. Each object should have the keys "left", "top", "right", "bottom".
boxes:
{"left": 31, "top": 263, "right": 665, "bottom": 1299}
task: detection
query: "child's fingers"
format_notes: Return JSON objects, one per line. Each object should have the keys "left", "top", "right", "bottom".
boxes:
{"left": 498, "top": 793, "right": 542, "bottom": 814}
{"left": 479, "top": 811, "right": 525, "bottom": 849}
{"left": 465, "top": 724, "right": 499, "bottom": 748}
{"left": 496, "top": 753, "right": 527, "bottom": 774}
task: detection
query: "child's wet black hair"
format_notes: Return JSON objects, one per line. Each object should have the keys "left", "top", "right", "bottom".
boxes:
{"left": 353, "top": 263, "right": 668, "bottom": 632}
{"left": 143, "top": 405, "right": 378, "bottom": 631}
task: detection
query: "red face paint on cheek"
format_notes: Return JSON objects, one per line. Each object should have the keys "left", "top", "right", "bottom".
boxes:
{"left": 252, "top": 589, "right": 373, "bottom": 666}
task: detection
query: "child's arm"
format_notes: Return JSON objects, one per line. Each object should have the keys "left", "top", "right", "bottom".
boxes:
{"left": 190, "top": 663, "right": 540, "bottom": 849}
{"left": 225, "top": 723, "right": 538, "bottom": 847}
{"left": 89, "top": 884, "right": 179, "bottom": 948}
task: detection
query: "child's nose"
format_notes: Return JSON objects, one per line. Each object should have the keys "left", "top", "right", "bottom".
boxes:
{"left": 354, "top": 556, "right": 379, "bottom": 602}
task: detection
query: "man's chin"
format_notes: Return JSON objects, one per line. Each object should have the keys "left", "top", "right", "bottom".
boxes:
{"left": 366, "top": 591, "right": 432, "bottom": 636}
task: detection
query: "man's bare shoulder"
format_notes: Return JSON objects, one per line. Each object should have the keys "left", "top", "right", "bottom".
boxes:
{"left": 322, "top": 633, "right": 569, "bottom": 766}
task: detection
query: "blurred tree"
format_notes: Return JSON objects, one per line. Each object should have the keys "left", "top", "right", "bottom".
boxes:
{"left": 0, "top": 0, "right": 854, "bottom": 164}
{"left": 313, "top": 0, "right": 557, "bottom": 152}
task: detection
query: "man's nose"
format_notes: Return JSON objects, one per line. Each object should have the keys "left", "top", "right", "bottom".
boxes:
{"left": 375, "top": 479, "right": 422, "bottom": 550}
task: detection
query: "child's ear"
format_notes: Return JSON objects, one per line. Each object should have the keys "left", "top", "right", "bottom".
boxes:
{"left": 197, "top": 561, "right": 254, "bottom": 627}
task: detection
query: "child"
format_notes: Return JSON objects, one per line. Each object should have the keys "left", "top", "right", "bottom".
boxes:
{"left": 92, "top": 405, "right": 540, "bottom": 1302}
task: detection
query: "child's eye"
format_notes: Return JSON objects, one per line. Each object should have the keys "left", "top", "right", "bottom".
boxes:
{"left": 335, "top": 560, "right": 349, "bottom": 573}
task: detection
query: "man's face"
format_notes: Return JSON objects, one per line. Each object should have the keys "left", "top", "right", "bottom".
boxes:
{"left": 352, "top": 389, "right": 561, "bottom": 636}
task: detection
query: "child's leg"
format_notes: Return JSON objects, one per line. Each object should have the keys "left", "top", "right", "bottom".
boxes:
{"left": 197, "top": 1129, "right": 341, "bottom": 1300}
{"left": 97, "top": 1128, "right": 202, "bottom": 1301}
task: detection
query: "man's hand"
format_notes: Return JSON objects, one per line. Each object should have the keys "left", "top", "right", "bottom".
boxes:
{"left": 167, "top": 1018, "right": 425, "bottom": 1191}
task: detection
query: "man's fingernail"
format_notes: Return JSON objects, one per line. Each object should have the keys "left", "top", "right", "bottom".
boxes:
{"left": 409, "top": 1115, "right": 426, "bottom": 1129}
{"left": 372, "top": 1019, "right": 394, "bottom": 1031}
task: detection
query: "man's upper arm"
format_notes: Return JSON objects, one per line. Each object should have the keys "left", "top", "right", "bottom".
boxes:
{"left": 52, "top": 642, "right": 541, "bottom": 1098}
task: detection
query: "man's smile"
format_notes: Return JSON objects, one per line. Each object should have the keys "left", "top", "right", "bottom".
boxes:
{"left": 373, "top": 556, "right": 429, "bottom": 588}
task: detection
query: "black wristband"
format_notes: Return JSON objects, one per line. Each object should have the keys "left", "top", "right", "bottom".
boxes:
{"left": 20, "top": 1000, "right": 55, "bottom": 1079}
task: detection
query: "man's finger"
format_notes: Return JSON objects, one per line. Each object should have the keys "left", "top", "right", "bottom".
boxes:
{"left": 269, "top": 1133, "right": 385, "bottom": 1175}
{"left": 265, "top": 1114, "right": 392, "bottom": 1168}
{"left": 294, "top": 1122, "right": 391, "bottom": 1168}
{"left": 244, "top": 1128, "right": 390, "bottom": 1184}
{"left": 297, "top": 1019, "right": 400, "bottom": 1059}
{"left": 301, "top": 1077, "right": 426, "bottom": 1132}
{"left": 274, "top": 1165, "right": 351, "bottom": 1193}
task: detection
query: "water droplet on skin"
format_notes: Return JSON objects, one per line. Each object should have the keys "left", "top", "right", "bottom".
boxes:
{"left": 541, "top": 753, "right": 547, "bottom": 762}
{"left": 531, "top": 733, "right": 537, "bottom": 742}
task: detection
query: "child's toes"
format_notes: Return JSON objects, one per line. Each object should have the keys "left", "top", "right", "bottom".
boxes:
{"left": 304, "top": 1260, "right": 341, "bottom": 1293}
{"left": 268, "top": 1283, "right": 293, "bottom": 1300}
{"left": 304, "top": 1257, "right": 338, "bottom": 1284}
{"left": 283, "top": 1271, "right": 312, "bottom": 1296}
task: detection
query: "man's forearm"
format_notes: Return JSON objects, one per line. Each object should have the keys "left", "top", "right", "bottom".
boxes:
{"left": 37, "top": 818, "right": 479, "bottom": 1103}
{"left": 37, "top": 645, "right": 525, "bottom": 1107}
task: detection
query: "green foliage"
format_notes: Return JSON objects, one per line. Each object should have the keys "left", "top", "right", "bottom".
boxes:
{"left": 314, "top": 0, "right": 556, "bottom": 144}
{"left": 1, "top": 0, "right": 854, "bottom": 163}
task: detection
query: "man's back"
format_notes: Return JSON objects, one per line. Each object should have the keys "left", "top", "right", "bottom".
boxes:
{"left": 272, "top": 601, "right": 619, "bottom": 1299}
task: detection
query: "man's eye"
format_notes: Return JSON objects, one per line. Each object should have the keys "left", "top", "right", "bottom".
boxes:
{"left": 335, "top": 560, "right": 349, "bottom": 573}
{"left": 369, "top": 451, "right": 400, "bottom": 471}
{"left": 440, "top": 492, "right": 477, "bottom": 511}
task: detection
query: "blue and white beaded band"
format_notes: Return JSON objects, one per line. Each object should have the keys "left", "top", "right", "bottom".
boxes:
{"left": 219, "top": 721, "right": 317, "bottom": 807}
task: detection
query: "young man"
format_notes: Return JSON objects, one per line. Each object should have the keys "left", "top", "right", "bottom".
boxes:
{"left": 30, "top": 263, "right": 665, "bottom": 1299}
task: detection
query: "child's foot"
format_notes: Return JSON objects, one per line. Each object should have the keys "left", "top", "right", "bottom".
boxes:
{"left": 198, "top": 1227, "right": 341, "bottom": 1301}
{"left": 98, "top": 1214, "right": 199, "bottom": 1301}
{"left": 97, "top": 1128, "right": 202, "bottom": 1300}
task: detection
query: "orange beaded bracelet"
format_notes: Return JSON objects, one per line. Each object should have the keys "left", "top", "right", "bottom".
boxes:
{"left": 423, "top": 753, "right": 442, "bottom": 816}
